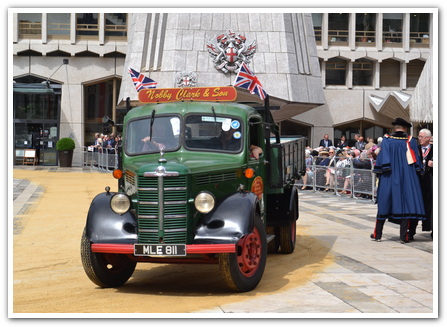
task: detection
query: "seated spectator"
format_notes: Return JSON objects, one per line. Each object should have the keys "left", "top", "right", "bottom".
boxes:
{"left": 364, "top": 137, "right": 376, "bottom": 151}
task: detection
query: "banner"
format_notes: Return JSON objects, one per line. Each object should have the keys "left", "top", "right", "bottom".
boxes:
{"left": 138, "top": 86, "right": 237, "bottom": 103}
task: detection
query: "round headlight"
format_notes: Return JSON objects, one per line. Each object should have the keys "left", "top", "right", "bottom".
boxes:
{"left": 194, "top": 192, "right": 215, "bottom": 214}
{"left": 110, "top": 193, "right": 131, "bottom": 215}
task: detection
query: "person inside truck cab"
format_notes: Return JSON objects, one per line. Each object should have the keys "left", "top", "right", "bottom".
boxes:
{"left": 212, "top": 128, "right": 262, "bottom": 159}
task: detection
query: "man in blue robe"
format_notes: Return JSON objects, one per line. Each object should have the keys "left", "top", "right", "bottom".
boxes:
{"left": 371, "top": 118, "right": 426, "bottom": 243}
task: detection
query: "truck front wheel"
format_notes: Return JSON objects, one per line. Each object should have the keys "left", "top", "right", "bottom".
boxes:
{"left": 80, "top": 229, "right": 136, "bottom": 288}
{"left": 218, "top": 214, "right": 267, "bottom": 292}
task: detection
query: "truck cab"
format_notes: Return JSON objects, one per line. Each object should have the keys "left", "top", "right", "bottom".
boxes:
{"left": 81, "top": 87, "right": 306, "bottom": 292}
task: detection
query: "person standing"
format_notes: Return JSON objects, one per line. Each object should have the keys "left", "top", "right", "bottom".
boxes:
{"left": 319, "top": 134, "right": 333, "bottom": 148}
{"left": 409, "top": 128, "right": 433, "bottom": 239}
{"left": 370, "top": 118, "right": 425, "bottom": 243}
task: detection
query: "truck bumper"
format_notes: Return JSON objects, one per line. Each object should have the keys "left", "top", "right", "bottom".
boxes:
{"left": 91, "top": 243, "right": 236, "bottom": 254}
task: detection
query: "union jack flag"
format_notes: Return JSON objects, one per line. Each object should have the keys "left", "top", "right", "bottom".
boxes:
{"left": 128, "top": 67, "right": 157, "bottom": 91}
{"left": 233, "top": 62, "right": 267, "bottom": 100}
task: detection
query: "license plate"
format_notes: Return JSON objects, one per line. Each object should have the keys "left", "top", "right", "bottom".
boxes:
{"left": 134, "top": 244, "right": 186, "bottom": 256}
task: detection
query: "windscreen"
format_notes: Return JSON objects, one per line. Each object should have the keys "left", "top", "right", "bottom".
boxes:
{"left": 184, "top": 114, "right": 242, "bottom": 153}
{"left": 125, "top": 116, "right": 180, "bottom": 155}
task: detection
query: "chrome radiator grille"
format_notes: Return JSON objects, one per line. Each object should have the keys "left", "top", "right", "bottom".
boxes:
{"left": 137, "top": 175, "right": 188, "bottom": 244}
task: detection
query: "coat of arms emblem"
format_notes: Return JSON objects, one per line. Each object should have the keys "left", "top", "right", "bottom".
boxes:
{"left": 176, "top": 71, "right": 198, "bottom": 87}
{"left": 206, "top": 30, "right": 257, "bottom": 74}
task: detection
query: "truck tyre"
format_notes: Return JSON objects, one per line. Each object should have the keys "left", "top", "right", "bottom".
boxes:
{"left": 80, "top": 229, "right": 136, "bottom": 288}
{"left": 279, "top": 195, "right": 298, "bottom": 254}
{"left": 218, "top": 214, "right": 267, "bottom": 292}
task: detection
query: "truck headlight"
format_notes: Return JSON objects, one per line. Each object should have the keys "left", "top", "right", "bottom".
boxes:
{"left": 110, "top": 193, "right": 131, "bottom": 215}
{"left": 194, "top": 192, "right": 215, "bottom": 214}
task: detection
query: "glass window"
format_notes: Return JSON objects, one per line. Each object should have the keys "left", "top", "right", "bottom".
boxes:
{"left": 328, "top": 13, "right": 349, "bottom": 45}
{"left": 125, "top": 116, "right": 181, "bottom": 155}
{"left": 14, "top": 92, "right": 58, "bottom": 120}
{"left": 76, "top": 13, "right": 98, "bottom": 39}
{"left": 325, "top": 58, "right": 346, "bottom": 86}
{"left": 353, "top": 59, "right": 374, "bottom": 86}
{"left": 105, "top": 13, "right": 127, "bottom": 39}
{"left": 312, "top": 13, "right": 322, "bottom": 44}
{"left": 47, "top": 13, "right": 70, "bottom": 39}
{"left": 410, "top": 13, "right": 430, "bottom": 46}
{"left": 383, "top": 13, "right": 403, "bottom": 45}
{"left": 380, "top": 59, "right": 400, "bottom": 87}
{"left": 83, "top": 79, "right": 121, "bottom": 147}
{"left": 355, "top": 13, "right": 376, "bottom": 44}
{"left": 185, "top": 115, "right": 242, "bottom": 154}
{"left": 407, "top": 59, "right": 425, "bottom": 88}
{"left": 18, "top": 13, "right": 42, "bottom": 39}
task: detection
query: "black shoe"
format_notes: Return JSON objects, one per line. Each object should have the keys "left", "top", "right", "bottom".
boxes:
{"left": 408, "top": 235, "right": 414, "bottom": 241}
{"left": 370, "top": 234, "right": 381, "bottom": 242}
{"left": 400, "top": 239, "right": 409, "bottom": 244}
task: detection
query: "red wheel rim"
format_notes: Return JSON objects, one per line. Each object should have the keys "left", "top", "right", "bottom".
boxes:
{"left": 236, "top": 227, "right": 262, "bottom": 277}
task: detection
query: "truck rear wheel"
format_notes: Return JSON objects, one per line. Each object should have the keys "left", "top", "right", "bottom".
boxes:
{"left": 80, "top": 229, "right": 136, "bottom": 288}
{"left": 279, "top": 195, "right": 298, "bottom": 254}
{"left": 218, "top": 214, "right": 267, "bottom": 292}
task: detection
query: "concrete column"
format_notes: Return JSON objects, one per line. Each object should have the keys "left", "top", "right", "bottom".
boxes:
{"left": 99, "top": 13, "right": 105, "bottom": 45}
{"left": 347, "top": 61, "right": 353, "bottom": 89}
{"left": 400, "top": 61, "right": 407, "bottom": 90}
{"left": 376, "top": 13, "right": 383, "bottom": 52}
{"left": 374, "top": 61, "right": 380, "bottom": 89}
{"left": 70, "top": 13, "right": 76, "bottom": 44}
{"left": 322, "top": 13, "right": 328, "bottom": 50}
{"left": 403, "top": 13, "right": 410, "bottom": 52}
{"left": 42, "top": 13, "right": 47, "bottom": 44}
{"left": 13, "top": 13, "right": 18, "bottom": 43}
{"left": 349, "top": 13, "right": 356, "bottom": 50}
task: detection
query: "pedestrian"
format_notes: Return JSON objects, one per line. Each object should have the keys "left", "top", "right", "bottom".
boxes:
{"left": 370, "top": 118, "right": 426, "bottom": 243}
{"left": 409, "top": 128, "right": 433, "bottom": 239}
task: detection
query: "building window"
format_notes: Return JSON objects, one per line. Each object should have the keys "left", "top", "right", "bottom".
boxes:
{"left": 312, "top": 13, "right": 322, "bottom": 45}
{"left": 18, "top": 13, "right": 42, "bottom": 39}
{"left": 326, "top": 58, "right": 347, "bottom": 86}
{"left": 380, "top": 59, "right": 400, "bottom": 87}
{"left": 410, "top": 13, "right": 430, "bottom": 47}
{"left": 353, "top": 59, "right": 374, "bottom": 86}
{"left": 407, "top": 59, "right": 425, "bottom": 88}
{"left": 83, "top": 79, "right": 121, "bottom": 147}
{"left": 383, "top": 13, "right": 403, "bottom": 45}
{"left": 355, "top": 13, "right": 376, "bottom": 45}
{"left": 76, "top": 13, "right": 99, "bottom": 39}
{"left": 47, "top": 13, "right": 70, "bottom": 40}
{"left": 328, "top": 13, "right": 349, "bottom": 45}
{"left": 105, "top": 13, "right": 127, "bottom": 40}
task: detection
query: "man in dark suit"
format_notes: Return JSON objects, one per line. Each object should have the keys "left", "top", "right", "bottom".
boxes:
{"left": 319, "top": 134, "right": 333, "bottom": 148}
{"left": 409, "top": 128, "right": 433, "bottom": 239}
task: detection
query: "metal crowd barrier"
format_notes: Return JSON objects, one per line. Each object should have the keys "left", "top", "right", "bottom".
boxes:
{"left": 296, "top": 156, "right": 377, "bottom": 201}
{"left": 82, "top": 146, "right": 118, "bottom": 171}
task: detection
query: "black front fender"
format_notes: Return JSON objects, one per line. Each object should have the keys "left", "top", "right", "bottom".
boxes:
{"left": 194, "top": 192, "right": 259, "bottom": 244}
{"left": 85, "top": 192, "right": 138, "bottom": 244}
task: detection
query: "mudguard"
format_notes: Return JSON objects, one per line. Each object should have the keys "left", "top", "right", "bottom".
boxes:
{"left": 194, "top": 192, "right": 259, "bottom": 244}
{"left": 266, "top": 186, "right": 299, "bottom": 227}
{"left": 85, "top": 192, "right": 138, "bottom": 244}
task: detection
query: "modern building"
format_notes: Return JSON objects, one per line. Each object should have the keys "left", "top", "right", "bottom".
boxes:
{"left": 11, "top": 10, "right": 435, "bottom": 166}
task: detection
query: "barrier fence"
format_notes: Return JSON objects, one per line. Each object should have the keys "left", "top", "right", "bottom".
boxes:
{"left": 82, "top": 149, "right": 377, "bottom": 201}
{"left": 296, "top": 156, "right": 377, "bottom": 201}
{"left": 82, "top": 146, "right": 118, "bottom": 172}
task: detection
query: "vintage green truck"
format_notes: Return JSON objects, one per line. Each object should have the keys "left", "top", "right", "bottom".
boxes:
{"left": 81, "top": 86, "right": 306, "bottom": 292}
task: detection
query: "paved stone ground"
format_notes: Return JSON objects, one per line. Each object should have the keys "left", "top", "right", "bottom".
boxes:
{"left": 12, "top": 166, "right": 436, "bottom": 317}
{"left": 198, "top": 191, "right": 435, "bottom": 316}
